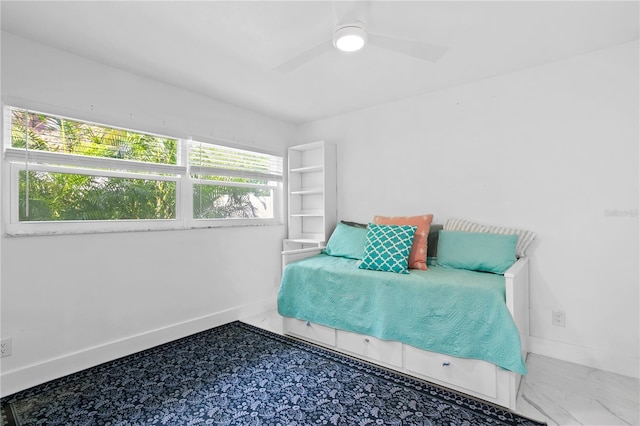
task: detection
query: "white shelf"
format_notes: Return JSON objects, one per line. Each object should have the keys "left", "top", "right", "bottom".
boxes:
{"left": 290, "top": 210, "right": 324, "bottom": 217}
{"left": 284, "top": 238, "right": 325, "bottom": 245}
{"left": 290, "top": 188, "right": 324, "bottom": 195}
{"left": 290, "top": 165, "right": 323, "bottom": 174}
{"left": 283, "top": 238, "right": 326, "bottom": 251}
{"left": 285, "top": 141, "right": 336, "bottom": 251}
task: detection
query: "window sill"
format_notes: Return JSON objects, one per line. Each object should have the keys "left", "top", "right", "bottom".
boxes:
{"left": 4, "top": 219, "right": 284, "bottom": 237}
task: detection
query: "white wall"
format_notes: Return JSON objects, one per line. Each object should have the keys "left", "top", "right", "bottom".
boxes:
{"left": 0, "top": 33, "right": 295, "bottom": 396}
{"left": 296, "top": 41, "right": 639, "bottom": 378}
{"left": 1, "top": 30, "right": 637, "bottom": 399}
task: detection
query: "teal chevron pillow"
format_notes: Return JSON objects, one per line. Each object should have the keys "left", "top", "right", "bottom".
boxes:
{"left": 358, "top": 223, "right": 417, "bottom": 274}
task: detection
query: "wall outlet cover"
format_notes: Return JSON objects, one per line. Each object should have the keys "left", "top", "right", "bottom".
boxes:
{"left": 552, "top": 311, "right": 566, "bottom": 327}
{"left": 1, "top": 337, "right": 12, "bottom": 358}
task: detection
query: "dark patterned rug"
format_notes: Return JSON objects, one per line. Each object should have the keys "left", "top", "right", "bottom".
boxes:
{"left": 0, "top": 321, "right": 545, "bottom": 425}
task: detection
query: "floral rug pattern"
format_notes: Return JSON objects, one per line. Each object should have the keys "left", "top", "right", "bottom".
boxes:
{"left": 1, "top": 322, "right": 545, "bottom": 425}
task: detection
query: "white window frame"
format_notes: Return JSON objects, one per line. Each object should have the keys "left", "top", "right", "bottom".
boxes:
{"left": 3, "top": 106, "right": 283, "bottom": 236}
{"left": 5, "top": 162, "right": 183, "bottom": 236}
{"left": 188, "top": 177, "right": 281, "bottom": 229}
{"left": 187, "top": 139, "right": 282, "bottom": 229}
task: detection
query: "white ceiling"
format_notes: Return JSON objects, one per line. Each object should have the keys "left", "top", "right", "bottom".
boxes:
{"left": 2, "top": 1, "right": 638, "bottom": 124}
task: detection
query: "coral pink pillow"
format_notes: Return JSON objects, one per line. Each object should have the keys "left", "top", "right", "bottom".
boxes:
{"left": 373, "top": 214, "right": 433, "bottom": 270}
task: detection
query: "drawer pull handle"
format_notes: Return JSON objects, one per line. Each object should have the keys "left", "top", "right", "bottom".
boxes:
{"left": 442, "top": 361, "right": 451, "bottom": 367}
{"left": 364, "top": 338, "right": 370, "bottom": 343}
{"left": 305, "top": 321, "right": 311, "bottom": 327}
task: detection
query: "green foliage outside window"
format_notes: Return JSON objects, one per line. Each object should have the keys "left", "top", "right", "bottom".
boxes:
{"left": 193, "top": 182, "right": 272, "bottom": 219}
{"left": 10, "top": 108, "right": 278, "bottom": 223}
{"left": 11, "top": 109, "right": 178, "bottom": 163}
{"left": 12, "top": 109, "right": 178, "bottom": 221}
{"left": 19, "top": 171, "right": 176, "bottom": 221}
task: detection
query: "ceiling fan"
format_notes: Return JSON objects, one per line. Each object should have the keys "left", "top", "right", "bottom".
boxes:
{"left": 274, "top": 1, "right": 449, "bottom": 73}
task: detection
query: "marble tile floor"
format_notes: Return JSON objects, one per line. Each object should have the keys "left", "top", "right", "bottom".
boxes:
{"left": 241, "top": 310, "right": 640, "bottom": 426}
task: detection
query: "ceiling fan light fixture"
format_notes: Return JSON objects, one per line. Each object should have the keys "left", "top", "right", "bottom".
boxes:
{"left": 333, "top": 23, "right": 367, "bottom": 52}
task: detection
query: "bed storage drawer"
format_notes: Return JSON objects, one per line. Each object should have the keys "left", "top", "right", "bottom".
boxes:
{"left": 283, "top": 318, "right": 336, "bottom": 347}
{"left": 336, "top": 330, "right": 403, "bottom": 367}
{"left": 404, "top": 345, "right": 497, "bottom": 398}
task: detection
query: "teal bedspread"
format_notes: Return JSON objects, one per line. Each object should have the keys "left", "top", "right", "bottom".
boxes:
{"left": 277, "top": 254, "right": 527, "bottom": 375}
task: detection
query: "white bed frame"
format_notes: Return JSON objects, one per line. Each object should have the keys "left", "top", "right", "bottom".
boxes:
{"left": 281, "top": 248, "right": 530, "bottom": 410}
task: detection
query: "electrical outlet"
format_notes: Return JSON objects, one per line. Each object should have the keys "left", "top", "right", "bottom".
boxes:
{"left": 552, "top": 311, "right": 566, "bottom": 327}
{"left": 1, "top": 337, "right": 12, "bottom": 358}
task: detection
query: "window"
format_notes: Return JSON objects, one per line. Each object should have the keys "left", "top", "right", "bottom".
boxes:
{"left": 190, "top": 141, "right": 282, "bottom": 222}
{"left": 3, "top": 107, "right": 283, "bottom": 235}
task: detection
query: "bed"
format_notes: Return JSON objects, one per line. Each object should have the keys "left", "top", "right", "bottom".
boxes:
{"left": 277, "top": 218, "right": 534, "bottom": 410}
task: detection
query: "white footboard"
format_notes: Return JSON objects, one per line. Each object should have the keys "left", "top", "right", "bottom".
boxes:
{"left": 504, "top": 257, "right": 530, "bottom": 355}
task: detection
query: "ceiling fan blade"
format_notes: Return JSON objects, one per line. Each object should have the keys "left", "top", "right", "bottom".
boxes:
{"left": 274, "top": 39, "right": 334, "bottom": 73}
{"left": 368, "top": 33, "right": 448, "bottom": 62}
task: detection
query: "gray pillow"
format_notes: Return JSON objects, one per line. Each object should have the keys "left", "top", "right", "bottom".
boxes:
{"left": 427, "top": 224, "right": 443, "bottom": 258}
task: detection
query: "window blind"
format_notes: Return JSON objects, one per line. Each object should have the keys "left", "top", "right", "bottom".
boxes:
{"left": 189, "top": 140, "right": 283, "bottom": 182}
{"left": 8, "top": 107, "right": 183, "bottom": 174}
{"left": 3, "top": 105, "right": 284, "bottom": 234}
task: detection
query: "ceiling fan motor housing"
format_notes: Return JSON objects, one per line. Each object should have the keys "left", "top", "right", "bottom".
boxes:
{"left": 333, "top": 22, "right": 368, "bottom": 52}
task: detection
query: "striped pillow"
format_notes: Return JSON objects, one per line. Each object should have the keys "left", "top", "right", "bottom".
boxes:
{"left": 443, "top": 218, "right": 489, "bottom": 233}
{"left": 444, "top": 219, "right": 535, "bottom": 258}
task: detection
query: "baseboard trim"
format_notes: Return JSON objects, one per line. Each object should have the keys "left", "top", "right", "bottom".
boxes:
{"left": 0, "top": 298, "right": 276, "bottom": 398}
{"left": 529, "top": 336, "right": 639, "bottom": 379}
